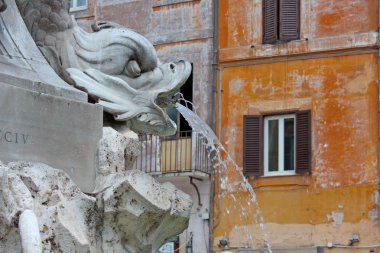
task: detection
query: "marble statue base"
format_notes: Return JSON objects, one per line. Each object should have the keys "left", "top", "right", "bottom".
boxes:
{"left": 0, "top": 83, "right": 103, "bottom": 192}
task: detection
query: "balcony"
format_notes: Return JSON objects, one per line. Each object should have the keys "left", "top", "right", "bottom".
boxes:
{"left": 133, "top": 131, "right": 211, "bottom": 178}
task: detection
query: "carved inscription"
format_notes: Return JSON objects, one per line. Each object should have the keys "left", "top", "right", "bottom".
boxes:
{"left": 0, "top": 129, "right": 29, "bottom": 144}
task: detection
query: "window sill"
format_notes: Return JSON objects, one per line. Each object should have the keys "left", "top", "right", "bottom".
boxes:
{"left": 250, "top": 174, "right": 310, "bottom": 189}
{"left": 219, "top": 32, "right": 378, "bottom": 63}
{"left": 69, "top": 6, "right": 87, "bottom": 12}
{"left": 263, "top": 172, "right": 296, "bottom": 177}
{"left": 152, "top": 0, "right": 196, "bottom": 7}
{"left": 70, "top": 7, "right": 94, "bottom": 20}
{"left": 262, "top": 39, "right": 299, "bottom": 46}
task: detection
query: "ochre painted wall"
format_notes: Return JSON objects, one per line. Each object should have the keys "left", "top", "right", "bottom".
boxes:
{"left": 215, "top": 0, "right": 379, "bottom": 250}
{"left": 213, "top": 54, "right": 379, "bottom": 250}
{"left": 218, "top": 0, "right": 378, "bottom": 49}
{"left": 217, "top": 0, "right": 378, "bottom": 62}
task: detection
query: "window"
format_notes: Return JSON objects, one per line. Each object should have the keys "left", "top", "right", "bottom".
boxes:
{"left": 166, "top": 63, "right": 193, "bottom": 137}
{"left": 264, "top": 114, "right": 295, "bottom": 176}
{"left": 243, "top": 111, "right": 311, "bottom": 177}
{"left": 159, "top": 236, "right": 179, "bottom": 253}
{"left": 159, "top": 242, "right": 174, "bottom": 253}
{"left": 70, "top": 0, "right": 87, "bottom": 11}
{"left": 263, "top": 0, "right": 300, "bottom": 44}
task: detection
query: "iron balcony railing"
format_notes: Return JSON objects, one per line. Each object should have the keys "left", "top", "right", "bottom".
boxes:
{"left": 133, "top": 131, "right": 211, "bottom": 175}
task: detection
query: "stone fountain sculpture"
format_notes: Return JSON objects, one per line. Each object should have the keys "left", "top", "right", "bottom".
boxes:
{"left": 16, "top": 0, "right": 191, "bottom": 137}
{"left": 0, "top": 1, "right": 192, "bottom": 252}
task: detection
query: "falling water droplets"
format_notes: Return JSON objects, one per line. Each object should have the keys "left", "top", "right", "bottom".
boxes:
{"left": 176, "top": 101, "right": 273, "bottom": 253}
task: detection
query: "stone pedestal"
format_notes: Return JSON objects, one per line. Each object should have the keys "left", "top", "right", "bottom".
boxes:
{"left": 0, "top": 0, "right": 103, "bottom": 192}
{"left": 0, "top": 83, "right": 102, "bottom": 192}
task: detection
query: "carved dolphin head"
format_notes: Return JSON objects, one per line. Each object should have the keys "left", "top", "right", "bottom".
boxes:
{"left": 126, "top": 61, "right": 192, "bottom": 136}
{"left": 66, "top": 25, "right": 192, "bottom": 136}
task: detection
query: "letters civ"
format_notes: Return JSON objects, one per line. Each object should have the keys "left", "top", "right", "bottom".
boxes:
{"left": 0, "top": 129, "right": 29, "bottom": 144}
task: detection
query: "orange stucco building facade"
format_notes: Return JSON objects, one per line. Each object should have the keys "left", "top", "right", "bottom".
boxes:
{"left": 214, "top": 0, "right": 380, "bottom": 252}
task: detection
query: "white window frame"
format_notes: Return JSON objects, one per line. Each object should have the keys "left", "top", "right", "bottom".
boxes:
{"left": 264, "top": 114, "right": 296, "bottom": 176}
{"left": 159, "top": 242, "right": 174, "bottom": 253}
{"left": 70, "top": 0, "right": 88, "bottom": 12}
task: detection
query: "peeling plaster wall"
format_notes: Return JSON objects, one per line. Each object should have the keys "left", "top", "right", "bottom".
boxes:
{"left": 219, "top": 0, "right": 377, "bottom": 48}
{"left": 214, "top": 53, "right": 380, "bottom": 251}
{"left": 215, "top": 0, "right": 380, "bottom": 252}
{"left": 218, "top": 0, "right": 379, "bottom": 62}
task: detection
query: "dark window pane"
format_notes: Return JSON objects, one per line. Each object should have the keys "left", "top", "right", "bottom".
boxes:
{"left": 166, "top": 107, "right": 179, "bottom": 137}
{"left": 284, "top": 118, "right": 294, "bottom": 171}
{"left": 77, "top": 0, "right": 87, "bottom": 7}
{"left": 178, "top": 63, "right": 193, "bottom": 133}
{"left": 268, "top": 119, "right": 279, "bottom": 172}
{"left": 70, "top": 0, "right": 73, "bottom": 8}
{"left": 166, "top": 107, "right": 179, "bottom": 124}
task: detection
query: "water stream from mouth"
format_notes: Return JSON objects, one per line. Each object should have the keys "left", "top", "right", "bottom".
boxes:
{"left": 176, "top": 102, "right": 272, "bottom": 252}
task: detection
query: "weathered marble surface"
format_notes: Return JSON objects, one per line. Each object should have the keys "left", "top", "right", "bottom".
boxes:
{"left": 0, "top": 83, "right": 103, "bottom": 192}
{"left": 0, "top": 0, "right": 87, "bottom": 101}
{"left": 96, "top": 127, "right": 140, "bottom": 190}
{"left": 0, "top": 159, "right": 192, "bottom": 253}
{"left": 0, "top": 0, "right": 103, "bottom": 192}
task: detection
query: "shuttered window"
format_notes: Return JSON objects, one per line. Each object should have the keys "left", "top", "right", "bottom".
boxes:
{"left": 295, "top": 110, "right": 311, "bottom": 174}
{"left": 263, "top": 0, "right": 300, "bottom": 44}
{"left": 243, "top": 110, "right": 311, "bottom": 177}
{"left": 243, "top": 115, "right": 263, "bottom": 176}
{"left": 263, "top": 0, "right": 278, "bottom": 44}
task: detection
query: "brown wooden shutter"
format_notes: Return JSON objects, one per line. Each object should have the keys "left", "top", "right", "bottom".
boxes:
{"left": 295, "top": 110, "right": 311, "bottom": 174}
{"left": 243, "top": 115, "right": 263, "bottom": 176}
{"left": 279, "top": 0, "right": 300, "bottom": 41}
{"left": 263, "top": 0, "right": 278, "bottom": 44}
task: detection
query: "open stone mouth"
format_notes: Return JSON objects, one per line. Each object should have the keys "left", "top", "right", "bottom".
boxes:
{"left": 156, "top": 92, "right": 181, "bottom": 108}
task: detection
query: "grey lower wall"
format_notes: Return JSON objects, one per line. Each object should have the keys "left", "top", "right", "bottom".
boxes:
{"left": 158, "top": 176, "right": 211, "bottom": 253}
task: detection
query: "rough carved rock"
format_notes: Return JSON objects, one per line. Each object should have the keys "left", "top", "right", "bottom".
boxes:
{"left": 96, "top": 127, "right": 140, "bottom": 190}
{"left": 98, "top": 171, "right": 192, "bottom": 253}
{"left": 0, "top": 161, "right": 96, "bottom": 253}
{"left": 15, "top": 0, "right": 192, "bottom": 136}
{"left": 98, "top": 127, "right": 139, "bottom": 174}
{"left": 0, "top": 161, "right": 192, "bottom": 253}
